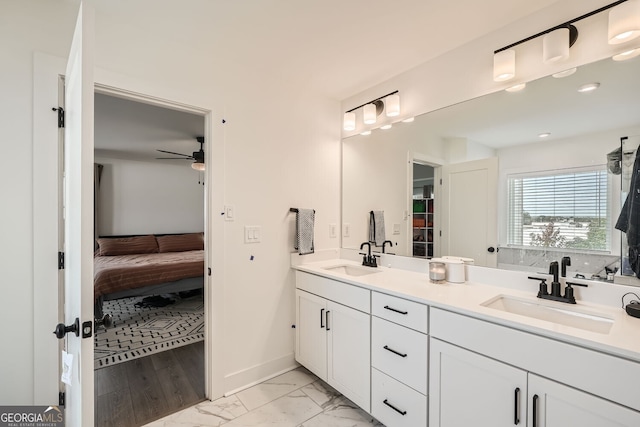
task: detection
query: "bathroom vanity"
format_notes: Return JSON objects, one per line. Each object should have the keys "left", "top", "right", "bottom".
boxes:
{"left": 292, "top": 253, "right": 640, "bottom": 427}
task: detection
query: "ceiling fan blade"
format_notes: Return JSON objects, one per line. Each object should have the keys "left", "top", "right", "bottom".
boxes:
{"left": 157, "top": 149, "right": 191, "bottom": 157}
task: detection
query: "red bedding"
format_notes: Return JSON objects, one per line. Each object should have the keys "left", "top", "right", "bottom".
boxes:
{"left": 94, "top": 250, "right": 204, "bottom": 299}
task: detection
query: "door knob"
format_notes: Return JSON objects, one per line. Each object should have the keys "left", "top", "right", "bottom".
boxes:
{"left": 488, "top": 246, "right": 495, "bottom": 253}
{"left": 54, "top": 318, "right": 80, "bottom": 339}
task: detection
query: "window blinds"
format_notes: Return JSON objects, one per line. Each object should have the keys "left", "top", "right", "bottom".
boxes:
{"left": 507, "top": 168, "right": 608, "bottom": 251}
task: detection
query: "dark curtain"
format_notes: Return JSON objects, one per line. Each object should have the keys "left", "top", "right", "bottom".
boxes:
{"left": 94, "top": 163, "right": 104, "bottom": 250}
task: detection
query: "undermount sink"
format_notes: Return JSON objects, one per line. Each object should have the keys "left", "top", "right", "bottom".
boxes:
{"left": 323, "top": 264, "right": 381, "bottom": 277}
{"left": 481, "top": 295, "right": 614, "bottom": 334}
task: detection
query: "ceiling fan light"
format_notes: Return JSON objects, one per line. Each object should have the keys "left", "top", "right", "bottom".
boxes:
{"left": 343, "top": 112, "right": 356, "bottom": 131}
{"left": 608, "top": 0, "right": 640, "bottom": 44}
{"left": 363, "top": 103, "right": 377, "bottom": 124}
{"left": 493, "top": 49, "right": 515, "bottom": 82}
{"left": 385, "top": 94, "right": 400, "bottom": 117}
{"left": 543, "top": 27, "right": 570, "bottom": 63}
{"left": 191, "top": 162, "right": 205, "bottom": 171}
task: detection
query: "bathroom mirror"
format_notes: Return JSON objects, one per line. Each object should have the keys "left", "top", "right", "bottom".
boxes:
{"left": 342, "top": 56, "right": 640, "bottom": 275}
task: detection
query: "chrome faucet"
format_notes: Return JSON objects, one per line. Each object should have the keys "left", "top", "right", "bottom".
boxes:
{"left": 359, "top": 242, "right": 378, "bottom": 267}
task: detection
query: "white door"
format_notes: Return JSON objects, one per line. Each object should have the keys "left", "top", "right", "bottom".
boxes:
{"left": 429, "top": 338, "right": 526, "bottom": 427}
{"left": 59, "top": 1, "right": 95, "bottom": 425}
{"left": 326, "top": 300, "right": 371, "bottom": 412}
{"left": 441, "top": 158, "right": 498, "bottom": 267}
{"left": 528, "top": 374, "right": 640, "bottom": 427}
{"left": 295, "top": 290, "right": 328, "bottom": 381}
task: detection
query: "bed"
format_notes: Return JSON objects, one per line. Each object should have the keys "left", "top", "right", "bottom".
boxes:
{"left": 94, "top": 233, "right": 205, "bottom": 318}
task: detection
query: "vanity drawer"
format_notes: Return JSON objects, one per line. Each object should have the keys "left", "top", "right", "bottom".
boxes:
{"left": 372, "top": 291, "right": 428, "bottom": 333}
{"left": 372, "top": 368, "right": 427, "bottom": 427}
{"left": 372, "top": 316, "right": 428, "bottom": 394}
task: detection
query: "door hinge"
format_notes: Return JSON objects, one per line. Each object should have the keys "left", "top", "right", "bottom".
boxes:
{"left": 59, "top": 391, "right": 65, "bottom": 407}
{"left": 58, "top": 251, "right": 65, "bottom": 270}
{"left": 52, "top": 107, "right": 65, "bottom": 128}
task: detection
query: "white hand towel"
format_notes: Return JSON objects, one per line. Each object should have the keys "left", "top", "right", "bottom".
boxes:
{"left": 295, "top": 209, "right": 315, "bottom": 255}
{"left": 369, "top": 210, "right": 386, "bottom": 247}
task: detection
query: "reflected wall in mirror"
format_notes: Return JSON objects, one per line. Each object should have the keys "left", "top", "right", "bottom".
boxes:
{"left": 342, "top": 56, "right": 640, "bottom": 279}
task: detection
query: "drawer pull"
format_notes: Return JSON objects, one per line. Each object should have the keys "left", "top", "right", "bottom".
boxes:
{"left": 514, "top": 387, "right": 520, "bottom": 425}
{"left": 326, "top": 310, "right": 330, "bottom": 331}
{"left": 532, "top": 394, "right": 539, "bottom": 427}
{"left": 384, "top": 305, "right": 408, "bottom": 315}
{"left": 320, "top": 308, "right": 325, "bottom": 329}
{"left": 383, "top": 399, "right": 407, "bottom": 416}
{"left": 383, "top": 345, "right": 408, "bottom": 358}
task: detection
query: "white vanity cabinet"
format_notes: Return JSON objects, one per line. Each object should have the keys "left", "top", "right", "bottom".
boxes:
{"left": 371, "top": 292, "right": 429, "bottom": 427}
{"left": 295, "top": 272, "right": 371, "bottom": 412}
{"left": 430, "top": 308, "right": 640, "bottom": 427}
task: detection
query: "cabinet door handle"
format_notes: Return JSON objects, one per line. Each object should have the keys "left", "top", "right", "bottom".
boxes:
{"left": 326, "top": 311, "right": 330, "bottom": 331}
{"left": 383, "top": 399, "right": 407, "bottom": 416}
{"left": 514, "top": 387, "right": 520, "bottom": 425}
{"left": 383, "top": 345, "right": 408, "bottom": 358}
{"left": 320, "top": 308, "right": 325, "bottom": 329}
{"left": 532, "top": 394, "right": 539, "bottom": 427}
{"left": 384, "top": 305, "right": 408, "bottom": 315}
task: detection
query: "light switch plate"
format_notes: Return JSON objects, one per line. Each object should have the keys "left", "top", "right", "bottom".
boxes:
{"left": 393, "top": 223, "right": 401, "bottom": 235}
{"left": 343, "top": 223, "right": 350, "bottom": 237}
{"left": 244, "top": 226, "right": 261, "bottom": 243}
{"left": 329, "top": 223, "right": 337, "bottom": 238}
{"left": 225, "top": 205, "right": 235, "bottom": 221}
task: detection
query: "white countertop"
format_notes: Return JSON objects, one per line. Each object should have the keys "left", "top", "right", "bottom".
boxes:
{"left": 292, "top": 256, "right": 640, "bottom": 363}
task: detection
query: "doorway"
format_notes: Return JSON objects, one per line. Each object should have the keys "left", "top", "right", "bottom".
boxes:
{"left": 93, "top": 92, "right": 207, "bottom": 426}
{"left": 411, "top": 161, "right": 438, "bottom": 259}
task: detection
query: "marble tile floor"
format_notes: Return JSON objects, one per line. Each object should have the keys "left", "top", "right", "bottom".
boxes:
{"left": 143, "top": 366, "right": 385, "bottom": 427}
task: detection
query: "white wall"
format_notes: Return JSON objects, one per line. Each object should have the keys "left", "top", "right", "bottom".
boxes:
{"left": 95, "top": 157, "right": 205, "bottom": 235}
{"left": 1, "top": 0, "right": 340, "bottom": 405}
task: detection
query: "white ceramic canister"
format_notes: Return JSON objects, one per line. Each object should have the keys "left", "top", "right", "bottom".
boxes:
{"left": 443, "top": 258, "right": 465, "bottom": 283}
{"left": 442, "top": 256, "right": 474, "bottom": 282}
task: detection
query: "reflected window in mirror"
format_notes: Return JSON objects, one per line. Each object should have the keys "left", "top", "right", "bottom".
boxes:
{"left": 507, "top": 167, "right": 610, "bottom": 252}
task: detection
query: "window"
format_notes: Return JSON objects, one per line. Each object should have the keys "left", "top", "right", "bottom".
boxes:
{"left": 507, "top": 167, "right": 609, "bottom": 252}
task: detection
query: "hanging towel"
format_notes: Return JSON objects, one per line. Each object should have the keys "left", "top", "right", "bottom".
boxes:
{"left": 295, "top": 209, "right": 315, "bottom": 255}
{"left": 616, "top": 148, "right": 640, "bottom": 277}
{"left": 369, "top": 210, "right": 386, "bottom": 247}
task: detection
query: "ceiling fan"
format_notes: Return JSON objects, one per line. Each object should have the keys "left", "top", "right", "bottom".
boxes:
{"left": 156, "top": 136, "right": 205, "bottom": 171}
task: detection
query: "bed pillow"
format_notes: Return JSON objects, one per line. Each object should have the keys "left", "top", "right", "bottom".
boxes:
{"left": 156, "top": 233, "right": 204, "bottom": 253}
{"left": 97, "top": 235, "right": 159, "bottom": 256}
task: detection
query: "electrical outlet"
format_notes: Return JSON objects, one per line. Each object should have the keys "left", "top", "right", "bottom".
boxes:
{"left": 329, "top": 223, "right": 337, "bottom": 238}
{"left": 343, "top": 223, "right": 350, "bottom": 237}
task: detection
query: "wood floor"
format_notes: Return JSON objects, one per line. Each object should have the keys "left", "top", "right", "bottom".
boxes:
{"left": 95, "top": 341, "right": 205, "bottom": 427}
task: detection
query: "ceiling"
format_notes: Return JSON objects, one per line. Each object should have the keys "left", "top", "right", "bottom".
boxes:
{"left": 92, "top": 0, "right": 564, "bottom": 161}
{"left": 95, "top": 0, "right": 561, "bottom": 100}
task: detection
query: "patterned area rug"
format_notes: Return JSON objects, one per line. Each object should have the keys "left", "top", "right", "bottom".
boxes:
{"left": 94, "top": 293, "right": 204, "bottom": 369}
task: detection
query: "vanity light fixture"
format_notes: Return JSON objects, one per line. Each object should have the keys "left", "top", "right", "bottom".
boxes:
{"left": 505, "top": 83, "right": 526, "bottom": 92}
{"left": 343, "top": 112, "right": 356, "bottom": 131}
{"left": 613, "top": 47, "right": 640, "bottom": 60}
{"left": 343, "top": 90, "right": 399, "bottom": 130}
{"left": 493, "top": 49, "right": 516, "bottom": 82}
{"left": 608, "top": 0, "right": 640, "bottom": 44}
{"left": 578, "top": 82, "right": 601, "bottom": 92}
{"left": 191, "top": 161, "right": 205, "bottom": 171}
{"left": 552, "top": 67, "right": 578, "bottom": 78}
{"left": 385, "top": 94, "right": 400, "bottom": 117}
{"left": 543, "top": 26, "right": 577, "bottom": 63}
{"left": 493, "top": 1, "right": 629, "bottom": 83}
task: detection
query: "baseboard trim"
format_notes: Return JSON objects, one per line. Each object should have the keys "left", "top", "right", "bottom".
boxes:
{"left": 223, "top": 353, "right": 298, "bottom": 396}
